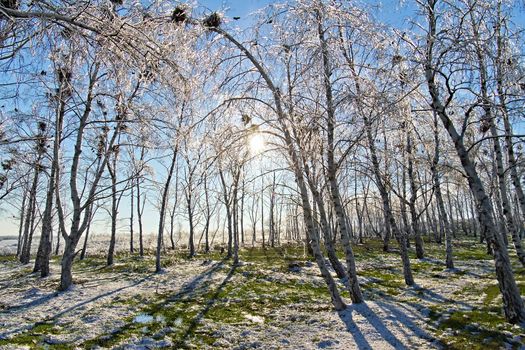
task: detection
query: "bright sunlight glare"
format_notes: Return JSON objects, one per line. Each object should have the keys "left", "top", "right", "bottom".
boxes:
{"left": 248, "top": 133, "right": 265, "bottom": 155}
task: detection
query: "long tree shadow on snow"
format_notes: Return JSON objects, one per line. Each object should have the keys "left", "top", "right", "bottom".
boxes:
{"left": 1, "top": 271, "right": 152, "bottom": 315}
{"left": 0, "top": 273, "right": 156, "bottom": 340}
{"left": 173, "top": 263, "right": 237, "bottom": 348}
{"left": 374, "top": 300, "right": 440, "bottom": 347}
{"left": 338, "top": 301, "right": 437, "bottom": 350}
{"left": 0, "top": 259, "right": 227, "bottom": 341}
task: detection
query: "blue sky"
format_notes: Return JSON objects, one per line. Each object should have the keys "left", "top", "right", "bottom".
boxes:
{"left": 1, "top": 0, "right": 525, "bottom": 238}
{"left": 1, "top": 0, "right": 412, "bottom": 238}
{"left": 210, "top": 0, "right": 415, "bottom": 26}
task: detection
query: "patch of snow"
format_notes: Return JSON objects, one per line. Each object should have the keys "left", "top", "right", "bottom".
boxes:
{"left": 173, "top": 317, "right": 183, "bottom": 326}
{"left": 133, "top": 313, "right": 154, "bottom": 324}
{"left": 244, "top": 313, "right": 264, "bottom": 324}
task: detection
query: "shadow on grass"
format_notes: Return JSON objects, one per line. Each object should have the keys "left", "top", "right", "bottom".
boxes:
{"left": 1, "top": 259, "right": 228, "bottom": 344}
{"left": 164, "top": 259, "right": 228, "bottom": 303}
{"left": 80, "top": 259, "right": 229, "bottom": 348}
{"left": 173, "top": 263, "right": 237, "bottom": 348}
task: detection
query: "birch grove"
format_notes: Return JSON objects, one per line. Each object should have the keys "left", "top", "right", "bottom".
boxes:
{"left": 2, "top": 0, "right": 525, "bottom": 343}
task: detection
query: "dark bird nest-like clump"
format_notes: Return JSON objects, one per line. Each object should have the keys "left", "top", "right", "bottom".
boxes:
{"left": 479, "top": 117, "right": 491, "bottom": 134}
{"left": 57, "top": 67, "right": 72, "bottom": 84}
{"left": 1, "top": 0, "right": 18, "bottom": 19}
{"left": 203, "top": 12, "right": 222, "bottom": 29}
{"left": 171, "top": 6, "right": 187, "bottom": 24}
{"left": 1, "top": 0, "right": 18, "bottom": 10}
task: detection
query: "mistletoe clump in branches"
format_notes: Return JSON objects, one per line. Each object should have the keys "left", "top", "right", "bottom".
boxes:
{"left": 0, "top": 0, "right": 17, "bottom": 10}
{"left": 203, "top": 12, "right": 221, "bottom": 29}
{"left": 171, "top": 5, "right": 187, "bottom": 24}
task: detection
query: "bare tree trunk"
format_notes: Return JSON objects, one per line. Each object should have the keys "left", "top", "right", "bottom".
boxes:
{"left": 59, "top": 67, "right": 131, "bottom": 291}
{"left": 469, "top": 195, "right": 479, "bottom": 239}
{"left": 215, "top": 26, "right": 346, "bottom": 311}
{"left": 34, "top": 72, "right": 67, "bottom": 276}
{"left": 445, "top": 181, "right": 456, "bottom": 239}
{"left": 424, "top": 1, "right": 525, "bottom": 322}
{"left": 54, "top": 219, "right": 61, "bottom": 256}
{"left": 317, "top": 10, "right": 363, "bottom": 302}
{"left": 431, "top": 113, "right": 453, "bottom": 268}
{"left": 219, "top": 168, "right": 233, "bottom": 257}
{"left": 249, "top": 182, "right": 259, "bottom": 247}
{"left": 407, "top": 132, "right": 424, "bottom": 258}
{"left": 169, "top": 168, "right": 179, "bottom": 250}
{"left": 365, "top": 114, "right": 414, "bottom": 286}
{"left": 203, "top": 173, "right": 211, "bottom": 253}
{"left": 156, "top": 147, "right": 178, "bottom": 272}
{"left": 187, "top": 192, "right": 195, "bottom": 258}
{"left": 355, "top": 172, "right": 366, "bottom": 245}
{"left": 80, "top": 216, "right": 92, "bottom": 261}
{"left": 233, "top": 172, "right": 240, "bottom": 265}
{"left": 269, "top": 172, "right": 276, "bottom": 248}
{"left": 261, "top": 176, "right": 265, "bottom": 249}
{"left": 136, "top": 179, "right": 145, "bottom": 257}
{"left": 399, "top": 160, "right": 411, "bottom": 248}
{"left": 106, "top": 151, "right": 118, "bottom": 267}
{"left": 240, "top": 179, "right": 245, "bottom": 246}
{"left": 16, "top": 193, "right": 27, "bottom": 257}
{"left": 130, "top": 178, "right": 134, "bottom": 253}
{"left": 469, "top": 7, "right": 525, "bottom": 265}
{"left": 382, "top": 211, "right": 391, "bottom": 251}
{"left": 20, "top": 161, "right": 41, "bottom": 265}
{"left": 494, "top": 3, "right": 525, "bottom": 243}
{"left": 492, "top": 169, "right": 509, "bottom": 247}
{"left": 136, "top": 147, "right": 146, "bottom": 257}
{"left": 304, "top": 162, "right": 347, "bottom": 279}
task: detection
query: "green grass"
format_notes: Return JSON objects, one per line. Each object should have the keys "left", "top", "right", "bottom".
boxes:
{"left": 2, "top": 238, "right": 525, "bottom": 349}
{"left": 80, "top": 259, "right": 332, "bottom": 348}
{"left": 0, "top": 322, "right": 71, "bottom": 349}
{"left": 428, "top": 306, "right": 521, "bottom": 350}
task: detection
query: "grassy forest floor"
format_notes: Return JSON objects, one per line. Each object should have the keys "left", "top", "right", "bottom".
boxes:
{"left": 0, "top": 239, "right": 525, "bottom": 349}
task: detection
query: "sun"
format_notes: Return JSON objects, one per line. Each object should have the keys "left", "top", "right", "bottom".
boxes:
{"left": 248, "top": 133, "right": 265, "bottom": 155}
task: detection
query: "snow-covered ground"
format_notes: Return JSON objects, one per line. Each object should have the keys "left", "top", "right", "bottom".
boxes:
{"left": 0, "top": 242, "right": 524, "bottom": 349}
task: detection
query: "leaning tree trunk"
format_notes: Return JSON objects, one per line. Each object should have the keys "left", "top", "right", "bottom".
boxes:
{"left": 399, "top": 160, "right": 411, "bottom": 248}
{"left": 431, "top": 112, "right": 454, "bottom": 268}
{"left": 424, "top": 1, "right": 525, "bottom": 322}
{"left": 317, "top": 11, "right": 363, "bottom": 303}
{"left": 304, "top": 164, "right": 347, "bottom": 279}
{"left": 495, "top": 4, "right": 525, "bottom": 241}
{"left": 80, "top": 218, "right": 91, "bottom": 261}
{"left": 469, "top": 8, "right": 525, "bottom": 266}
{"left": 214, "top": 26, "right": 346, "bottom": 311}
{"left": 364, "top": 114, "right": 414, "bottom": 286}
{"left": 59, "top": 69, "right": 126, "bottom": 290}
